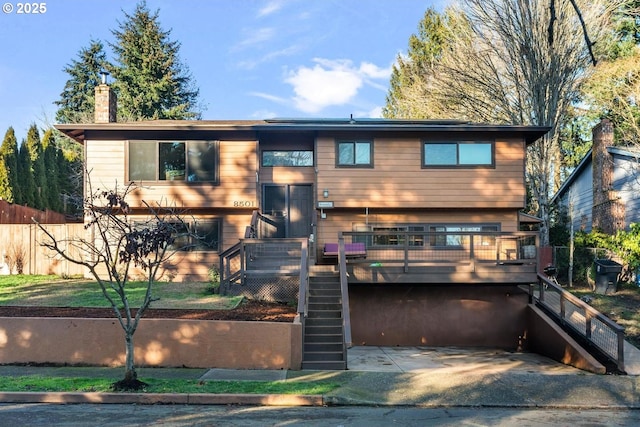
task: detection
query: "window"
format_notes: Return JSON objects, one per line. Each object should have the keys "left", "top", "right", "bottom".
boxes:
{"left": 262, "top": 150, "right": 313, "bottom": 167}
{"left": 165, "top": 219, "right": 221, "bottom": 252}
{"left": 128, "top": 141, "right": 219, "bottom": 183}
{"left": 429, "top": 225, "right": 499, "bottom": 247}
{"left": 423, "top": 141, "right": 493, "bottom": 167}
{"left": 352, "top": 223, "right": 425, "bottom": 247}
{"left": 336, "top": 140, "right": 373, "bottom": 167}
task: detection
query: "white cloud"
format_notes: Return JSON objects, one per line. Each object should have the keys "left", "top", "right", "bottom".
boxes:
{"left": 233, "top": 27, "right": 275, "bottom": 51}
{"left": 284, "top": 58, "right": 389, "bottom": 114}
{"left": 257, "top": 0, "right": 286, "bottom": 17}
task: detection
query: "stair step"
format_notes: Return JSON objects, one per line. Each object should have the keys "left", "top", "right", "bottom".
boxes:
{"left": 303, "top": 333, "right": 343, "bottom": 343}
{"left": 308, "top": 302, "right": 342, "bottom": 311}
{"left": 304, "top": 342, "right": 344, "bottom": 352}
{"left": 302, "top": 351, "right": 345, "bottom": 362}
{"left": 305, "top": 318, "right": 342, "bottom": 327}
{"left": 308, "top": 297, "right": 341, "bottom": 306}
{"left": 302, "top": 360, "right": 346, "bottom": 370}
{"left": 305, "top": 325, "right": 343, "bottom": 335}
{"left": 308, "top": 310, "right": 342, "bottom": 319}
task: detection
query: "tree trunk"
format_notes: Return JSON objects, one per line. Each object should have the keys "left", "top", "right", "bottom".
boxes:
{"left": 124, "top": 332, "right": 137, "bottom": 381}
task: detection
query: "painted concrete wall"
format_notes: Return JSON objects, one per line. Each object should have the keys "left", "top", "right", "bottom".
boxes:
{"left": 348, "top": 284, "right": 529, "bottom": 349}
{"left": 0, "top": 317, "right": 302, "bottom": 370}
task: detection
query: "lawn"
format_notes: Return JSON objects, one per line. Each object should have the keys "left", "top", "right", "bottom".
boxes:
{"left": 566, "top": 280, "right": 640, "bottom": 349}
{"left": 0, "top": 376, "right": 340, "bottom": 395}
{"left": 0, "top": 275, "right": 242, "bottom": 310}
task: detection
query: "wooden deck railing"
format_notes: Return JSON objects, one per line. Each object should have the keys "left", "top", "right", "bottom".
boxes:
{"left": 336, "top": 230, "right": 540, "bottom": 284}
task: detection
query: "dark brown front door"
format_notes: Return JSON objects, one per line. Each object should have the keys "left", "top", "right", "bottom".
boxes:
{"left": 262, "top": 184, "right": 313, "bottom": 238}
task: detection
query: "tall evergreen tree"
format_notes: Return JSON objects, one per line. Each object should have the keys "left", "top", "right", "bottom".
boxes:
{"left": 17, "top": 139, "right": 36, "bottom": 207}
{"left": 25, "top": 125, "right": 47, "bottom": 210}
{"left": 55, "top": 40, "right": 110, "bottom": 124}
{"left": 42, "top": 130, "right": 62, "bottom": 212}
{"left": 109, "top": 1, "right": 201, "bottom": 120}
{"left": 0, "top": 128, "right": 20, "bottom": 203}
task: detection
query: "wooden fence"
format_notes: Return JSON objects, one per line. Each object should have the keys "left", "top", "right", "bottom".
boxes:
{"left": 0, "top": 223, "right": 87, "bottom": 277}
{"left": 0, "top": 200, "right": 69, "bottom": 224}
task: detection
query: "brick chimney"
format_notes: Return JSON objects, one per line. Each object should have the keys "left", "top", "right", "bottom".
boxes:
{"left": 94, "top": 72, "right": 116, "bottom": 123}
{"left": 592, "top": 119, "right": 624, "bottom": 233}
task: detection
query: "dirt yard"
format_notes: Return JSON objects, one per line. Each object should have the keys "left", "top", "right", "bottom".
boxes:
{"left": 0, "top": 299, "right": 298, "bottom": 322}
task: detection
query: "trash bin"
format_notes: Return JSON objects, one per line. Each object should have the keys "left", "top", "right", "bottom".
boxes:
{"left": 593, "top": 259, "right": 623, "bottom": 295}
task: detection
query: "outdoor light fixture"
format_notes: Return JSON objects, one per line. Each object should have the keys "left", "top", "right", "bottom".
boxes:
{"left": 323, "top": 189, "right": 329, "bottom": 198}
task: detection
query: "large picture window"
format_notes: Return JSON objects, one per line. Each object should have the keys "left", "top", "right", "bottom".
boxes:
{"left": 423, "top": 141, "right": 493, "bottom": 167}
{"left": 336, "top": 140, "right": 373, "bottom": 167}
{"left": 129, "top": 140, "right": 219, "bottom": 183}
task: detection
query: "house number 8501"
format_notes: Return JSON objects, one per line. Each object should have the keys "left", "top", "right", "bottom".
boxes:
{"left": 233, "top": 201, "right": 255, "bottom": 207}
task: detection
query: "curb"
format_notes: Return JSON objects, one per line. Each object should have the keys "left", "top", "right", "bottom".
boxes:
{"left": 0, "top": 392, "right": 324, "bottom": 406}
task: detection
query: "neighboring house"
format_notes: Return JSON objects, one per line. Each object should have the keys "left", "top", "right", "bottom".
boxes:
{"left": 552, "top": 119, "right": 640, "bottom": 234}
{"left": 56, "top": 81, "right": 552, "bottom": 362}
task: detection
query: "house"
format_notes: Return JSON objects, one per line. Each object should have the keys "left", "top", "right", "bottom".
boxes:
{"left": 552, "top": 119, "right": 640, "bottom": 234}
{"left": 56, "top": 81, "right": 556, "bottom": 369}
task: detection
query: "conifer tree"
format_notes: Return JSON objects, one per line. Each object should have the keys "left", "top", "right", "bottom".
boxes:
{"left": 55, "top": 40, "right": 110, "bottom": 124}
{"left": 0, "top": 128, "right": 20, "bottom": 203}
{"left": 25, "top": 125, "right": 47, "bottom": 210}
{"left": 17, "top": 139, "right": 36, "bottom": 207}
{"left": 42, "top": 130, "right": 62, "bottom": 212}
{"left": 109, "top": 1, "right": 201, "bottom": 120}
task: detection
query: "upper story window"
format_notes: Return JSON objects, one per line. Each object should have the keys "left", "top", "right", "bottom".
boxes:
{"left": 336, "top": 140, "right": 373, "bottom": 167}
{"left": 423, "top": 141, "right": 494, "bottom": 168}
{"left": 262, "top": 150, "right": 313, "bottom": 167}
{"left": 128, "top": 140, "right": 219, "bottom": 183}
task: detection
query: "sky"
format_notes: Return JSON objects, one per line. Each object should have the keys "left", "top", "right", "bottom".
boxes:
{"left": 0, "top": 0, "right": 449, "bottom": 141}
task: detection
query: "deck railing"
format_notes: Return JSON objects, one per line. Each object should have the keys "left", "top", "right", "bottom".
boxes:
{"left": 531, "top": 274, "right": 626, "bottom": 372}
{"left": 335, "top": 230, "right": 539, "bottom": 284}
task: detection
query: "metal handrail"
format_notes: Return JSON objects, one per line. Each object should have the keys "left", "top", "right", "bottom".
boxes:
{"left": 533, "top": 274, "right": 626, "bottom": 372}
{"left": 338, "top": 233, "right": 352, "bottom": 350}
{"left": 297, "top": 239, "right": 310, "bottom": 319}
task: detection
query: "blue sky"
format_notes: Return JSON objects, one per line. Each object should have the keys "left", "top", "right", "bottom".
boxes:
{"left": 0, "top": 0, "right": 448, "bottom": 141}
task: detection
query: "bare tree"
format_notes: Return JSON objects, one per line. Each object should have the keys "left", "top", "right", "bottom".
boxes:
{"left": 428, "top": 0, "right": 618, "bottom": 245}
{"left": 34, "top": 176, "right": 187, "bottom": 390}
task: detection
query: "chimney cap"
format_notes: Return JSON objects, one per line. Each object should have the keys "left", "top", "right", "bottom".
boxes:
{"left": 100, "top": 69, "right": 110, "bottom": 85}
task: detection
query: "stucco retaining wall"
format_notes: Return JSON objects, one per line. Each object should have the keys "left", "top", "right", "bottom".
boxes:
{"left": 0, "top": 317, "right": 302, "bottom": 370}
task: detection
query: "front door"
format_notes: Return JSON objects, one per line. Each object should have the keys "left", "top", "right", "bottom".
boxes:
{"left": 262, "top": 184, "right": 313, "bottom": 238}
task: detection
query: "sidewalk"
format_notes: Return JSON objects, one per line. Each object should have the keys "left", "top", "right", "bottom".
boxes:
{"left": 1, "top": 346, "right": 640, "bottom": 408}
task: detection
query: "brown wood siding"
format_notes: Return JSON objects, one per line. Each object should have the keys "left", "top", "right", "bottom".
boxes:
{"left": 259, "top": 167, "right": 315, "bottom": 185}
{"left": 85, "top": 140, "right": 258, "bottom": 210}
{"left": 316, "top": 136, "right": 526, "bottom": 209}
{"left": 91, "top": 212, "right": 252, "bottom": 282}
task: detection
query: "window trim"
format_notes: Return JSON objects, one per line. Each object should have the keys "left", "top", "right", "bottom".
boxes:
{"left": 422, "top": 140, "right": 495, "bottom": 168}
{"left": 127, "top": 140, "right": 220, "bottom": 184}
{"left": 335, "top": 140, "right": 374, "bottom": 168}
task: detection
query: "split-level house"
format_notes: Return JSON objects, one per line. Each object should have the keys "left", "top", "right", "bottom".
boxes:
{"left": 552, "top": 119, "right": 640, "bottom": 234}
{"left": 58, "top": 82, "right": 556, "bottom": 369}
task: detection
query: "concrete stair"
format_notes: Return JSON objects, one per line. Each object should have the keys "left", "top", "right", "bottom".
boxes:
{"left": 301, "top": 272, "right": 347, "bottom": 370}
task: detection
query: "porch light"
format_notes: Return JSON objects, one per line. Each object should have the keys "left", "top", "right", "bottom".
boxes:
{"left": 323, "top": 189, "right": 329, "bottom": 198}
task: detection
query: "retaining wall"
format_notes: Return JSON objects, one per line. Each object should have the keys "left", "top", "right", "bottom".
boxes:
{"left": 0, "top": 317, "right": 302, "bottom": 370}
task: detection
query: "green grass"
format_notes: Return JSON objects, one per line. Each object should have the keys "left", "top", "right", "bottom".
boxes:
{"left": 0, "top": 376, "right": 340, "bottom": 394}
{"left": 0, "top": 275, "right": 242, "bottom": 310}
{"left": 568, "top": 281, "right": 640, "bottom": 349}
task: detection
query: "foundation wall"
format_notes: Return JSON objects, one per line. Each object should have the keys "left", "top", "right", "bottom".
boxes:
{"left": 0, "top": 318, "right": 302, "bottom": 370}
{"left": 349, "top": 284, "right": 529, "bottom": 349}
